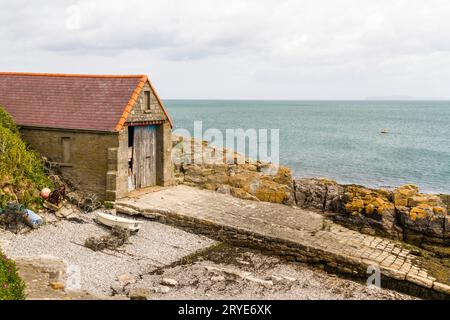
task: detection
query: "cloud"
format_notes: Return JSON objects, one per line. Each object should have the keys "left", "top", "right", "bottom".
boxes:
{"left": 1, "top": 0, "right": 450, "bottom": 99}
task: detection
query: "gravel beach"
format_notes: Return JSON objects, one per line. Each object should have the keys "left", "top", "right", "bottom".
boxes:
{"left": 0, "top": 209, "right": 215, "bottom": 296}
{"left": 0, "top": 209, "right": 415, "bottom": 300}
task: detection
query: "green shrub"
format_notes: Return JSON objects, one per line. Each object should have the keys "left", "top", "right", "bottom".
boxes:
{"left": 0, "top": 107, "right": 18, "bottom": 134}
{"left": 0, "top": 106, "right": 52, "bottom": 209}
{"left": 0, "top": 250, "right": 26, "bottom": 300}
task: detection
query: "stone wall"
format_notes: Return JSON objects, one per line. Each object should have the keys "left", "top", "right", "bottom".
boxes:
{"left": 156, "top": 122, "right": 175, "bottom": 186}
{"left": 126, "top": 82, "right": 167, "bottom": 124}
{"left": 172, "top": 136, "right": 294, "bottom": 205}
{"left": 107, "top": 129, "right": 129, "bottom": 200}
{"left": 20, "top": 127, "right": 118, "bottom": 200}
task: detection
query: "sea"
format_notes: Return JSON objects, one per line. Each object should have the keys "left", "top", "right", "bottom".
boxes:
{"left": 163, "top": 100, "right": 450, "bottom": 194}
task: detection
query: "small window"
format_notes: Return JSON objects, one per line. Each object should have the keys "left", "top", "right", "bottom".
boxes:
{"left": 62, "top": 137, "right": 71, "bottom": 163}
{"left": 144, "top": 91, "right": 151, "bottom": 110}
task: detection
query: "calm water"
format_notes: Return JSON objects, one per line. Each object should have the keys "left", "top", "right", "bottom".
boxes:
{"left": 164, "top": 100, "right": 450, "bottom": 194}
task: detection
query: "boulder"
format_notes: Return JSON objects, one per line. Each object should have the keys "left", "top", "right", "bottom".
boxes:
{"left": 342, "top": 185, "right": 398, "bottom": 237}
{"left": 398, "top": 203, "right": 447, "bottom": 238}
{"left": 294, "top": 178, "right": 344, "bottom": 211}
{"left": 392, "top": 185, "right": 448, "bottom": 238}
{"left": 294, "top": 178, "right": 328, "bottom": 210}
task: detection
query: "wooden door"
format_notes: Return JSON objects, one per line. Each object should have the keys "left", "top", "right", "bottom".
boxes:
{"left": 133, "top": 125, "right": 156, "bottom": 188}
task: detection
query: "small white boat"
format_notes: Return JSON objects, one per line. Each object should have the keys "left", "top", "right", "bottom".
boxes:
{"left": 381, "top": 129, "right": 389, "bottom": 134}
{"left": 96, "top": 212, "right": 142, "bottom": 231}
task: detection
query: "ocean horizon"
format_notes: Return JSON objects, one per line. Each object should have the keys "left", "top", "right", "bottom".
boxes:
{"left": 164, "top": 99, "right": 450, "bottom": 194}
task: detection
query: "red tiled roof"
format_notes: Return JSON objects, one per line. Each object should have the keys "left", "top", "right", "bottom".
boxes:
{"left": 0, "top": 72, "right": 172, "bottom": 132}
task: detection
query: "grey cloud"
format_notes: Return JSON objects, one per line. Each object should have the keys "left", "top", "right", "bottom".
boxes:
{"left": 1, "top": 0, "right": 450, "bottom": 99}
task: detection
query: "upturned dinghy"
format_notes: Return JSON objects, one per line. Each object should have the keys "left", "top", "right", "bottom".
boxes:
{"left": 96, "top": 212, "right": 143, "bottom": 231}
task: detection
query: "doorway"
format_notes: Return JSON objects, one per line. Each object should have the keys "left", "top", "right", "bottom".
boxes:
{"left": 128, "top": 125, "right": 157, "bottom": 190}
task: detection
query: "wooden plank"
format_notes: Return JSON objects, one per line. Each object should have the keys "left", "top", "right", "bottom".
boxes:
{"left": 133, "top": 125, "right": 156, "bottom": 189}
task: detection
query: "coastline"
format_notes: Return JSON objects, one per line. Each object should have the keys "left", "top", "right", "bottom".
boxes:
{"left": 291, "top": 172, "right": 449, "bottom": 196}
{"left": 172, "top": 135, "right": 450, "bottom": 254}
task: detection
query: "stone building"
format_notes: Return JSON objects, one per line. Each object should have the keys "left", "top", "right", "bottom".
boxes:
{"left": 0, "top": 72, "right": 174, "bottom": 200}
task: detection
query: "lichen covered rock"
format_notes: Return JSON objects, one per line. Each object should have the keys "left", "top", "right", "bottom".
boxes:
{"left": 342, "top": 185, "right": 399, "bottom": 237}
{"left": 393, "top": 185, "right": 448, "bottom": 239}
{"left": 173, "top": 136, "right": 294, "bottom": 204}
{"left": 393, "top": 184, "right": 419, "bottom": 207}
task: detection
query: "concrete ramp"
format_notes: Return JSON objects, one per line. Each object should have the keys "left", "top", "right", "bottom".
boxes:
{"left": 116, "top": 185, "right": 450, "bottom": 299}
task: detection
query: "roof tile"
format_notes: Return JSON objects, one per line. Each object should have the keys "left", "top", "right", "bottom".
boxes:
{"left": 0, "top": 72, "right": 172, "bottom": 132}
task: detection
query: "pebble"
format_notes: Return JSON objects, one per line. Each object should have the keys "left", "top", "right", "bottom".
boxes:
{"left": 0, "top": 207, "right": 215, "bottom": 297}
{"left": 117, "top": 274, "right": 136, "bottom": 285}
{"left": 128, "top": 288, "right": 151, "bottom": 300}
{"left": 153, "top": 286, "right": 170, "bottom": 294}
{"left": 161, "top": 278, "right": 178, "bottom": 286}
{"left": 211, "top": 275, "right": 225, "bottom": 282}
{"left": 50, "top": 281, "right": 65, "bottom": 290}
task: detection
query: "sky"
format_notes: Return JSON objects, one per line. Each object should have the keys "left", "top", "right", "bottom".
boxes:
{"left": 1, "top": 0, "right": 450, "bottom": 100}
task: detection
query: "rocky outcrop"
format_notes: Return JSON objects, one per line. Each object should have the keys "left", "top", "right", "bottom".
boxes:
{"left": 294, "top": 179, "right": 450, "bottom": 250}
{"left": 393, "top": 185, "right": 448, "bottom": 246}
{"left": 294, "top": 178, "right": 344, "bottom": 212}
{"left": 171, "top": 135, "right": 449, "bottom": 252}
{"left": 172, "top": 136, "right": 294, "bottom": 205}
{"left": 295, "top": 179, "right": 400, "bottom": 238}
{"left": 341, "top": 185, "right": 400, "bottom": 238}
